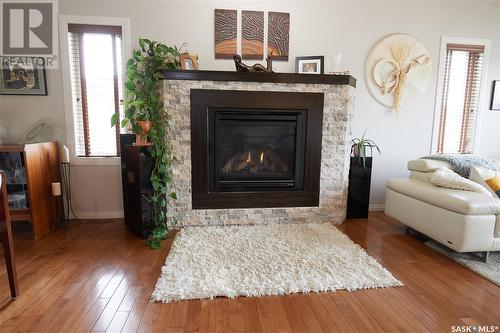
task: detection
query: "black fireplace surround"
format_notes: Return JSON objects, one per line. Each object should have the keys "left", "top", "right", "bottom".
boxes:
{"left": 191, "top": 89, "right": 324, "bottom": 209}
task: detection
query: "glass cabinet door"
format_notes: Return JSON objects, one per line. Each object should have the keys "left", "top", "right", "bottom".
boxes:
{"left": 0, "top": 152, "right": 29, "bottom": 209}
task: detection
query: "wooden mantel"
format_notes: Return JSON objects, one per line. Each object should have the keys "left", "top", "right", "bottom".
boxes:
{"left": 162, "top": 69, "right": 357, "bottom": 87}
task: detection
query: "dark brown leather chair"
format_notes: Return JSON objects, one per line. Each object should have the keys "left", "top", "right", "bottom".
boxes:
{"left": 0, "top": 171, "right": 18, "bottom": 298}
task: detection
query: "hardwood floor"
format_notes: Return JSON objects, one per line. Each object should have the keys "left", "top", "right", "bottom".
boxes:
{"left": 0, "top": 213, "right": 499, "bottom": 332}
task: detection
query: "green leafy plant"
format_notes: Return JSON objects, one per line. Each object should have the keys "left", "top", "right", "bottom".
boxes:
{"left": 112, "top": 38, "right": 182, "bottom": 249}
{"left": 111, "top": 38, "right": 181, "bottom": 131}
{"left": 351, "top": 130, "right": 381, "bottom": 168}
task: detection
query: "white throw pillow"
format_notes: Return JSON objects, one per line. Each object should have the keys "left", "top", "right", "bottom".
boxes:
{"left": 407, "top": 159, "right": 451, "bottom": 172}
{"left": 430, "top": 168, "right": 492, "bottom": 196}
{"left": 469, "top": 165, "right": 499, "bottom": 198}
{"left": 409, "top": 171, "right": 432, "bottom": 183}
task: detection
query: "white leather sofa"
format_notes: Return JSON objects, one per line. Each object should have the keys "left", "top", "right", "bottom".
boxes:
{"left": 385, "top": 159, "right": 500, "bottom": 261}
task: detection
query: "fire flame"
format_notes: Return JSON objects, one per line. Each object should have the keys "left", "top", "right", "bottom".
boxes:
{"left": 260, "top": 152, "right": 264, "bottom": 163}
{"left": 245, "top": 151, "right": 252, "bottom": 163}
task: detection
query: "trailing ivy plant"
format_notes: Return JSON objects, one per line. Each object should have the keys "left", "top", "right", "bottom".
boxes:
{"left": 112, "top": 38, "right": 181, "bottom": 249}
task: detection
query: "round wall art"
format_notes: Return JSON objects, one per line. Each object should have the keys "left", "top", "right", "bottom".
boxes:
{"left": 365, "top": 33, "right": 432, "bottom": 112}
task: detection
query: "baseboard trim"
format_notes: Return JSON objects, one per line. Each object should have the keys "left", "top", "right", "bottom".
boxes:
{"left": 71, "top": 210, "right": 124, "bottom": 219}
{"left": 369, "top": 204, "right": 385, "bottom": 212}
{"left": 72, "top": 206, "right": 384, "bottom": 219}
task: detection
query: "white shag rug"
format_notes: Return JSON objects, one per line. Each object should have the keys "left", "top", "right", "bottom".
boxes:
{"left": 151, "top": 223, "right": 402, "bottom": 303}
{"left": 426, "top": 241, "right": 500, "bottom": 286}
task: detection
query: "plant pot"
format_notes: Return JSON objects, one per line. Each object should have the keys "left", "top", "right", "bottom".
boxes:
{"left": 135, "top": 120, "right": 153, "bottom": 146}
{"left": 351, "top": 144, "right": 359, "bottom": 157}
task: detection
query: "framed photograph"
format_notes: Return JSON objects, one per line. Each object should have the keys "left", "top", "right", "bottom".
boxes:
{"left": 295, "top": 56, "right": 324, "bottom": 74}
{"left": 179, "top": 53, "right": 199, "bottom": 70}
{"left": 491, "top": 80, "right": 500, "bottom": 110}
{"left": 0, "top": 63, "right": 47, "bottom": 95}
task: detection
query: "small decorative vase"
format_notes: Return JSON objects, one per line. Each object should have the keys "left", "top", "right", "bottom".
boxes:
{"left": 135, "top": 120, "right": 153, "bottom": 146}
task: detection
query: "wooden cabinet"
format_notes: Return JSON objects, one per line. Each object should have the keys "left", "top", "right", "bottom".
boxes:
{"left": 347, "top": 157, "right": 372, "bottom": 219}
{"left": 0, "top": 142, "right": 63, "bottom": 239}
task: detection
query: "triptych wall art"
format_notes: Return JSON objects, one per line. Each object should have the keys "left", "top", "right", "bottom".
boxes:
{"left": 214, "top": 9, "right": 290, "bottom": 61}
{"left": 267, "top": 12, "right": 290, "bottom": 61}
{"left": 214, "top": 9, "right": 238, "bottom": 59}
{"left": 241, "top": 11, "right": 264, "bottom": 60}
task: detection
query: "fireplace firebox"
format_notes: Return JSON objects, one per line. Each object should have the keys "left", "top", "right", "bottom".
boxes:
{"left": 210, "top": 111, "right": 305, "bottom": 192}
{"left": 191, "top": 89, "right": 324, "bottom": 209}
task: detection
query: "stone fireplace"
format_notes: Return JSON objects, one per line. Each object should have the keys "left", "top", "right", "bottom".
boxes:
{"left": 163, "top": 70, "right": 355, "bottom": 226}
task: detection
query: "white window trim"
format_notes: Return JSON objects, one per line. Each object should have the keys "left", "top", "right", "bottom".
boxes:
{"left": 59, "top": 15, "right": 131, "bottom": 166}
{"left": 430, "top": 36, "right": 491, "bottom": 155}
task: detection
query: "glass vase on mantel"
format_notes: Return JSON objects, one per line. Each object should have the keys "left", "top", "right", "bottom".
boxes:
{"left": 329, "top": 52, "right": 349, "bottom": 75}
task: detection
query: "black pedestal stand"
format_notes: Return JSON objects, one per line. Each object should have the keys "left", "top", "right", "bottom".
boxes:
{"left": 60, "top": 162, "right": 78, "bottom": 224}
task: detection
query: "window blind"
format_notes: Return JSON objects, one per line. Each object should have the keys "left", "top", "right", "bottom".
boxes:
{"left": 68, "top": 31, "right": 86, "bottom": 157}
{"left": 437, "top": 44, "right": 484, "bottom": 154}
{"left": 67, "top": 24, "right": 123, "bottom": 157}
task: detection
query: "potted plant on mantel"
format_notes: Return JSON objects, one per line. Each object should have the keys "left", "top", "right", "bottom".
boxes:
{"left": 111, "top": 38, "right": 182, "bottom": 249}
{"left": 347, "top": 131, "right": 380, "bottom": 218}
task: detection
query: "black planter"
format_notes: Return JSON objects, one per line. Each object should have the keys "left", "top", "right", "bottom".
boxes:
{"left": 346, "top": 157, "right": 372, "bottom": 218}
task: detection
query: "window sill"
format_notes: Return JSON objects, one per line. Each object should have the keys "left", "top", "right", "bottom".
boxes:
{"left": 70, "top": 156, "right": 120, "bottom": 166}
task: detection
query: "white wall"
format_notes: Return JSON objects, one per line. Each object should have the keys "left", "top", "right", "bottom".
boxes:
{"left": 1, "top": 1, "right": 499, "bottom": 217}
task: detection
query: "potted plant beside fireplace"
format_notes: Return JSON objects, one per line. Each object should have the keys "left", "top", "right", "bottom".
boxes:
{"left": 347, "top": 131, "right": 380, "bottom": 218}
{"left": 111, "top": 38, "right": 181, "bottom": 248}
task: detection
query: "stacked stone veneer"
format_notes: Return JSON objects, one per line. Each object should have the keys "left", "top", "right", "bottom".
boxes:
{"left": 163, "top": 80, "right": 355, "bottom": 226}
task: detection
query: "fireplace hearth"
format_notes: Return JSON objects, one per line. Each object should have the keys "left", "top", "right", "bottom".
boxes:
{"left": 191, "top": 89, "right": 324, "bottom": 209}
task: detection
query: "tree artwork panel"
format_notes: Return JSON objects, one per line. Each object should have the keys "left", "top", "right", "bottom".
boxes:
{"left": 267, "top": 12, "right": 290, "bottom": 61}
{"left": 242, "top": 10, "right": 264, "bottom": 60}
{"left": 214, "top": 9, "right": 237, "bottom": 59}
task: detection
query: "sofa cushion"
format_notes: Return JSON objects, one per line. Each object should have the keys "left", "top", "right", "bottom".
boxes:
{"left": 496, "top": 216, "right": 500, "bottom": 238}
{"left": 469, "top": 165, "right": 499, "bottom": 198}
{"left": 409, "top": 171, "right": 432, "bottom": 182}
{"left": 407, "top": 159, "right": 451, "bottom": 172}
{"left": 386, "top": 178, "right": 500, "bottom": 215}
{"left": 429, "top": 168, "right": 492, "bottom": 196}
{"left": 485, "top": 176, "right": 500, "bottom": 198}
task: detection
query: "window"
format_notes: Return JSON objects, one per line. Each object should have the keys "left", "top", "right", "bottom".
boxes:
{"left": 68, "top": 24, "right": 124, "bottom": 157}
{"left": 434, "top": 41, "right": 488, "bottom": 154}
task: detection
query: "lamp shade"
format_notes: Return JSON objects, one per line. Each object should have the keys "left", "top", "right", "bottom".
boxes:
{"left": 60, "top": 145, "right": 70, "bottom": 163}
